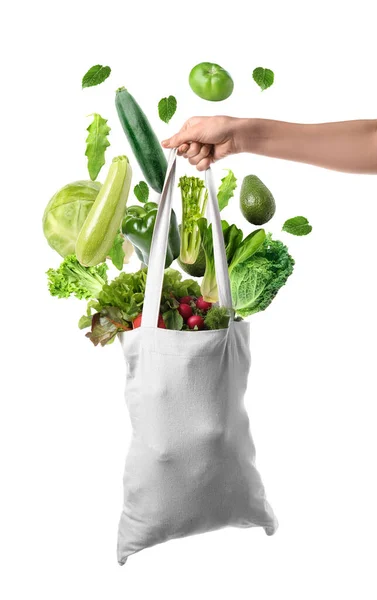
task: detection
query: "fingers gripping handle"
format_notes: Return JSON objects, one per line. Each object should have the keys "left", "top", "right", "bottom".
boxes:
{"left": 141, "top": 149, "right": 233, "bottom": 328}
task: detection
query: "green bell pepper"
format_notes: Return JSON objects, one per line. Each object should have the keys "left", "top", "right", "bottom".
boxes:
{"left": 122, "top": 202, "right": 180, "bottom": 267}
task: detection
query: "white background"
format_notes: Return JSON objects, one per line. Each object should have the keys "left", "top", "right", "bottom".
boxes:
{"left": 1, "top": 1, "right": 377, "bottom": 598}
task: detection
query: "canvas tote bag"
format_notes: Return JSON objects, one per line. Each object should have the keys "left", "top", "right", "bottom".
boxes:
{"left": 117, "top": 150, "right": 278, "bottom": 565}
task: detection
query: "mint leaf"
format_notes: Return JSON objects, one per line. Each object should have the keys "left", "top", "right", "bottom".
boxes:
{"left": 134, "top": 181, "right": 149, "bottom": 203}
{"left": 108, "top": 233, "right": 125, "bottom": 270}
{"left": 282, "top": 216, "right": 312, "bottom": 236}
{"left": 253, "top": 67, "right": 274, "bottom": 91}
{"left": 85, "top": 113, "right": 111, "bottom": 180}
{"left": 217, "top": 169, "right": 237, "bottom": 211}
{"left": 158, "top": 96, "right": 177, "bottom": 124}
{"left": 82, "top": 65, "right": 111, "bottom": 88}
{"left": 162, "top": 308, "right": 183, "bottom": 330}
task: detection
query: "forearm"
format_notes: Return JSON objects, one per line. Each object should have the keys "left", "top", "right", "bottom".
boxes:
{"left": 237, "top": 118, "right": 377, "bottom": 174}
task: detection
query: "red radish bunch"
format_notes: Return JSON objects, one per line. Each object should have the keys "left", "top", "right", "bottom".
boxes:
{"left": 178, "top": 295, "right": 212, "bottom": 330}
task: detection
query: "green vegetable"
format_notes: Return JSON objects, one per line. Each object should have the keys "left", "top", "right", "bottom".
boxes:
{"left": 197, "top": 219, "right": 243, "bottom": 302}
{"left": 162, "top": 309, "right": 183, "bottom": 330}
{"left": 134, "top": 181, "right": 149, "bottom": 203}
{"left": 86, "top": 307, "right": 131, "bottom": 346}
{"left": 108, "top": 232, "right": 126, "bottom": 270}
{"left": 217, "top": 169, "right": 237, "bottom": 211}
{"left": 177, "top": 243, "right": 206, "bottom": 277}
{"left": 122, "top": 202, "right": 180, "bottom": 268}
{"left": 253, "top": 67, "right": 274, "bottom": 91}
{"left": 46, "top": 254, "right": 108, "bottom": 300}
{"left": 230, "top": 234, "right": 294, "bottom": 316}
{"left": 228, "top": 229, "right": 266, "bottom": 275}
{"left": 189, "top": 62, "right": 234, "bottom": 101}
{"left": 42, "top": 180, "right": 101, "bottom": 257}
{"left": 115, "top": 87, "right": 168, "bottom": 193}
{"left": 81, "top": 267, "right": 201, "bottom": 344}
{"left": 179, "top": 176, "right": 208, "bottom": 265}
{"left": 158, "top": 96, "right": 177, "bottom": 124}
{"left": 85, "top": 113, "right": 110, "bottom": 181}
{"left": 204, "top": 306, "right": 230, "bottom": 330}
{"left": 240, "top": 175, "right": 276, "bottom": 225}
{"left": 82, "top": 64, "right": 111, "bottom": 88}
{"left": 197, "top": 219, "right": 265, "bottom": 302}
{"left": 76, "top": 155, "right": 132, "bottom": 266}
{"left": 283, "top": 216, "right": 312, "bottom": 236}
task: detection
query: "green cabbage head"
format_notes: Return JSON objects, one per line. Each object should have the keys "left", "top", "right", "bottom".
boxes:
{"left": 42, "top": 180, "right": 101, "bottom": 257}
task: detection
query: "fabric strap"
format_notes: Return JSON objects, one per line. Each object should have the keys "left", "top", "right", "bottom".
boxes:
{"left": 141, "top": 148, "right": 233, "bottom": 328}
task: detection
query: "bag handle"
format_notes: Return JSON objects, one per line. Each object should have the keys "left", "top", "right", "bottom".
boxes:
{"left": 141, "top": 148, "right": 233, "bottom": 328}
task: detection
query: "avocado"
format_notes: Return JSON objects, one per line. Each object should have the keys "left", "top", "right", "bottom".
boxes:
{"left": 240, "top": 175, "right": 276, "bottom": 226}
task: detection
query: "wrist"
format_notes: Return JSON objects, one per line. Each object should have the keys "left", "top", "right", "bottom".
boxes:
{"left": 233, "top": 118, "right": 268, "bottom": 154}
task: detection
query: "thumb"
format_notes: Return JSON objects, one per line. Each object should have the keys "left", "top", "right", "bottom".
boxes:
{"left": 162, "top": 125, "right": 200, "bottom": 149}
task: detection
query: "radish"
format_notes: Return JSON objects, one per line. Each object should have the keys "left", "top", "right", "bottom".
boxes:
{"left": 180, "top": 295, "right": 194, "bottom": 305}
{"left": 187, "top": 315, "right": 205, "bottom": 330}
{"left": 196, "top": 296, "right": 212, "bottom": 312}
{"left": 158, "top": 314, "right": 167, "bottom": 329}
{"left": 133, "top": 313, "right": 166, "bottom": 329}
{"left": 178, "top": 303, "right": 193, "bottom": 321}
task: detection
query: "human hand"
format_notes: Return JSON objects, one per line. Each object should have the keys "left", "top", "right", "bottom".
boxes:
{"left": 161, "top": 116, "right": 246, "bottom": 171}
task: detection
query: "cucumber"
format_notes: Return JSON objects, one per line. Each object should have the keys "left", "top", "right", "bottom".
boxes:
{"left": 76, "top": 156, "right": 132, "bottom": 266}
{"left": 115, "top": 87, "right": 167, "bottom": 193}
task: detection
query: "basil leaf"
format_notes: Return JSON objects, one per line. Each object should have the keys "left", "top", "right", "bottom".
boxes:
{"left": 85, "top": 113, "right": 111, "bottom": 181}
{"left": 217, "top": 169, "right": 237, "bottom": 211}
{"left": 253, "top": 67, "right": 274, "bottom": 91}
{"left": 162, "top": 309, "right": 183, "bottom": 330}
{"left": 82, "top": 65, "right": 111, "bottom": 88}
{"left": 282, "top": 216, "right": 312, "bottom": 236}
{"left": 158, "top": 96, "right": 177, "bottom": 124}
{"left": 134, "top": 181, "right": 149, "bottom": 203}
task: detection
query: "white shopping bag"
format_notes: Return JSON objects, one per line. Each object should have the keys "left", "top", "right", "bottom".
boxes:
{"left": 117, "top": 150, "right": 278, "bottom": 565}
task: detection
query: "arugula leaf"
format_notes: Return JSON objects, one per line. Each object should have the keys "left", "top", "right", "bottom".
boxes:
{"left": 134, "top": 181, "right": 149, "bottom": 203}
{"left": 282, "top": 216, "right": 312, "bottom": 236}
{"left": 217, "top": 170, "right": 237, "bottom": 211}
{"left": 82, "top": 65, "right": 111, "bottom": 88}
{"left": 158, "top": 96, "right": 177, "bottom": 123}
{"left": 162, "top": 309, "right": 183, "bottom": 330}
{"left": 85, "top": 113, "right": 111, "bottom": 181}
{"left": 228, "top": 229, "right": 266, "bottom": 274}
{"left": 253, "top": 67, "right": 274, "bottom": 91}
{"left": 108, "top": 232, "right": 125, "bottom": 270}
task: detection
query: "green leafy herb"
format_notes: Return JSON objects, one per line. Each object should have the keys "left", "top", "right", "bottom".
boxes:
{"left": 158, "top": 95, "right": 177, "bottom": 123}
{"left": 82, "top": 64, "right": 111, "bottom": 88}
{"left": 134, "top": 181, "right": 149, "bottom": 203}
{"left": 47, "top": 255, "right": 108, "bottom": 300}
{"left": 204, "top": 307, "right": 230, "bottom": 330}
{"left": 85, "top": 113, "right": 111, "bottom": 181}
{"left": 162, "top": 309, "right": 183, "bottom": 330}
{"left": 282, "top": 216, "right": 312, "bottom": 236}
{"left": 217, "top": 170, "right": 237, "bottom": 211}
{"left": 108, "top": 232, "right": 125, "bottom": 270}
{"left": 252, "top": 67, "right": 274, "bottom": 91}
